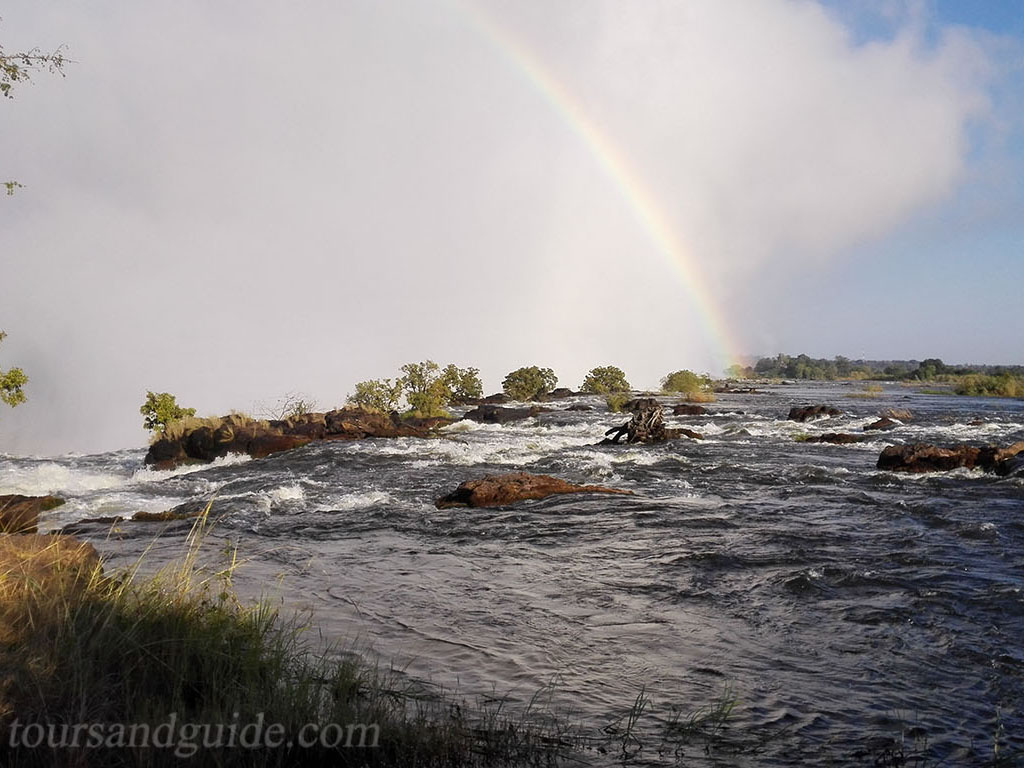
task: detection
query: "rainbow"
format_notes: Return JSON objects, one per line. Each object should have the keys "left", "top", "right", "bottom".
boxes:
{"left": 453, "top": 1, "right": 744, "bottom": 373}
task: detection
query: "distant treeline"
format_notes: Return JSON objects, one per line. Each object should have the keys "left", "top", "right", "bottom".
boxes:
{"left": 729, "top": 354, "right": 1024, "bottom": 383}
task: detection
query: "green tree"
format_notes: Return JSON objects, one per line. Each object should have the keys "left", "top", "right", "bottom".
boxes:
{"left": 140, "top": 391, "right": 196, "bottom": 434}
{"left": 502, "top": 366, "right": 557, "bottom": 401}
{"left": 661, "top": 369, "right": 712, "bottom": 395}
{"left": 0, "top": 331, "right": 27, "bottom": 407}
{"left": 580, "top": 366, "right": 630, "bottom": 394}
{"left": 347, "top": 379, "right": 403, "bottom": 414}
{"left": 399, "top": 360, "right": 451, "bottom": 418}
{"left": 441, "top": 364, "right": 483, "bottom": 403}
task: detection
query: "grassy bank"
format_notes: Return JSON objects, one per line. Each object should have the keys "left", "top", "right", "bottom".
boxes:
{"left": 0, "top": 512, "right": 579, "bottom": 767}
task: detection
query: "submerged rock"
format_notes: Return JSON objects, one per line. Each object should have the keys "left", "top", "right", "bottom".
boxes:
{"left": 803, "top": 433, "right": 865, "bottom": 444}
{"left": 435, "top": 472, "right": 632, "bottom": 509}
{"left": 788, "top": 405, "right": 843, "bottom": 422}
{"left": 864, "top": 417, "right": 899, "bottom": 432}
{"left": 672, "top": 404, "right": 708, "bottom": 416}
{"left": 145, "top": 408, "right": 430, "bottom": 469}
{"left": 0, "top": 495, "right": 65, "bottom": 534}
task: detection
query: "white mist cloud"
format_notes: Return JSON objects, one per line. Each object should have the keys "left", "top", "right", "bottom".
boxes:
{"left": 0, "top": 0, "right": 1010, "bottom": 454}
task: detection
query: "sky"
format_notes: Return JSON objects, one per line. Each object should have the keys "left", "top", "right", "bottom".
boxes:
{"left": 1, "top": 0, "right": 1022, "bottom": 455}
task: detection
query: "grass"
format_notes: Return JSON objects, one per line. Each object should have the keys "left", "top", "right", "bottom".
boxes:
{"left": 0, "top": 509, "right": 580, "bottom": 767}
{"left": 682, "top": 391, "right": 716, "bottom": 404}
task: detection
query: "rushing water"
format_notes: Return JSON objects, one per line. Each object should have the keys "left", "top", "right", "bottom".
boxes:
{"left": 3, "top": 382, "right": 1023, "bottom": 766}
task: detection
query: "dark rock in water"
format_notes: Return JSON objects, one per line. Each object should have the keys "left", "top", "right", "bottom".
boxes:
{"left": 803, "top": 433, "right": 864, "bottom": 444}
{"left": 877, "top": 443, "right": 981, "bottom": 473}
{"left": 999, "top": 455, "right": 1024, "bottom": 477}
{"left": 435, "top": 472, "right": 632, "bottom": 509}
{"left": 864, "top": 417, "right": 899, "bottom": 432}
{"left": 715, "top": 387, "right": 761, "bottom": 394}
{"left": 672, "top": 404, "right": 707, "bottom": 416}
{"left": 461, "top": 404, "right": 549, "bottom": 424}
{"left": 0, "top": 495, "right": 64, "bottom": 534}
{"left": 994, "top": 442, "right": 1024, "bottom": 476}
{"left": 566, "top": 404, "right": 593, "bottom": 411}
{"left": 881, "top": 409, "right": 913, "bottom": 422}
{"left": 876, "top": 442, "right": 1024, "bottom": 474}
{"left": 145, "top": 408, "right": 430, "bottom": 469}
{"left": 788, "top": 404, "right": 842, "bottom": 422}
{"left": 400, "top": 415, "right": 459, "bottom": 430}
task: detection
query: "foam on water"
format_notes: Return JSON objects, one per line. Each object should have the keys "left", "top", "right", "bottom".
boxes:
{"left": 0, "top": 461, "right": 127, "bottom": 496}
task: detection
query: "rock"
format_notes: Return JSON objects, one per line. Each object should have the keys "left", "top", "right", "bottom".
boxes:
{"left": 714, "top": 387, "right": 761, "bottom": 394}
{"left": 881, "top": 409, "right": 913, "bottom": 421}
{"left": 877, "top": 443, "right": 983, "bottom": 473}
{"left": 435, "top": 472, "right": 632, "bottom": 509}
{"left": 565, "top": 404, "right": 593, "bottom": 411}
{"left": 456, "top": 392, "right": 509, "bottom": 406}
{"left": 864, "top": 417, "right": 899, "bottom": 432}
{"left": 672, "top": 404, "right": 708, "bottom": 416}
{"left": 132, "top": 498, "right": 213, "bottom": 522}
{"left": 803, "top": 433, "right": 864, "bottom": 444}
{"left": 461, "top": 404, "right": 549, "bottom": 424}
{"left": 788, "top": 405, "right": 843, "bottom": 422}
{"left": 0, "top": 495, "right": 64, "bottom": 534}
{"left": 999, "top": 455, "right": 1024, "bottom": 477}
{"left": 145, "top": 407, "right": 431, "bottom": 469}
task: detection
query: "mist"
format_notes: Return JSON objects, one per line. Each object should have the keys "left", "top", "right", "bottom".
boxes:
{"left": 0, "top": 0, "right": 1018, "bottom": 455}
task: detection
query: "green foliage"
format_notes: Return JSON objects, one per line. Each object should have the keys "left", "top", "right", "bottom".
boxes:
{"left": 140, "top": 391, "right": 197, "bottom": 434}
{"left": 440, "top": 364, "right": 483, "bottom": 403}
{"left": 581, "top": 366, "right": 631, "bottom": 394}
{"left": 399, "top": 360, "right": 451, "bottom": 418}
{"left": 605, "top": 392, "right": 631, "bottom": 412}
{"left": 955, "top": 373, "right": 1024, "bottom": 399}
{"left": 502, "top": 366, "right": 557, "bottom": 401}
{"left": 661, "top": 369, "right": 712, "bottom": 395}
{"left": 0, "top": 331, "right": 27, "bottom": 408}
{"left": 347, "top": 378, "right": 403, "bottom": 414}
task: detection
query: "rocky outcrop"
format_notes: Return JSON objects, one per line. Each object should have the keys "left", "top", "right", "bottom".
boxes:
{"left": 672, "top": 404, "right": 708, "bottom": 416}
{"left": 145, "top": 408, "right": 432, "bottom": 469}
{"left": 0, "top": 495, "right": 64, "bottom": 534}
{"left": 877, "top": 441, "right": 1024, "bottom": 474}
{"left": 461, "top": 404, "right": 549, "bottom": 424}
{"left": 665, "top": 427, "right": 705, "bottom": 440}
{"left": 788, "top": 405, "right": 842, "bottom": 422}
{"left": 802, "top": 433, "right": 865, "bottom": 444}
{"left": 546, "top": 388, "right": 577, "bottom": 400}
{"left": 435, "top": 472, "right": 632, "bottom": 509}
{"left": 864, "top": 417, "right": 899, "bottom": 432}
{"left": 457, "top": 393, "right": 510, "bottom": 406}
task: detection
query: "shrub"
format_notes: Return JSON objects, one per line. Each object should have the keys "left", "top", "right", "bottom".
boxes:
{"left": 502, "top": 366, "right": 557, "bottom": 401}
{"left": 955, "top": 374, "right": 1024, "bottom": 398}
{"left": 140, "top": 391, "right": 197, "bottom": 434}
{"left": 0, "top": 330, "right": 27, "bottom": 408}
{"left": 441, "top": 364, "right": 483, "bottom": 403}
{"left": 661, "top": 370, "right": 712, "bottom": 396}
{"left": 581, "top": 366, "right": 631, "bottom": 395}
{"left": 347, "top": 379, "right": 403, "bottom": 414}
{"left": 605, "top": 392, "right": 631, "bottom": 412}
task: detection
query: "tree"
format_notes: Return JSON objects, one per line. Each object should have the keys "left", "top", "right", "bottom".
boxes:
{"left": 347, "top": 379, "right": 403, "bottom": 414}
{"left": 661, "top": 369, "right": 712, "bottom": 395}
{"left": 441, "top": 364, "right": 483, "bottom": 404}
{"left": 140, "top": 391, "right": 196, "bottom": 434}
{"left": 2, "top": 34, "right": 67, "bottom": 194}
{"left": 580, "top": 366, "right": 630, "bottom": 394}
{"left": 502, "top": 366, "right": 557, "bottom": 401}
{"left": 399, "top": 360, "right": 451, "bottom": 418}
{"left": 0, "top": 331, "right": 27, "bottom": 407}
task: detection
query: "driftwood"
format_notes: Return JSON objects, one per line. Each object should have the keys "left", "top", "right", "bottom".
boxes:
{"left": 604, "top": 398, "right": 666, "bottom": 444}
